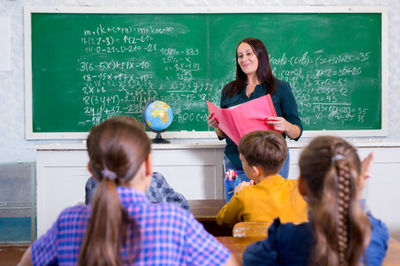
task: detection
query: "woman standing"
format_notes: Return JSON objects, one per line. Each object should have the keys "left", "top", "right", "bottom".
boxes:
{"left": 208, "top": 37, "right": 302, "bottom": 201}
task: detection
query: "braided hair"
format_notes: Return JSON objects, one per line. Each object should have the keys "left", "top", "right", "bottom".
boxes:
{"left": 299, "top": 136, "right": 371, "bottom": 266}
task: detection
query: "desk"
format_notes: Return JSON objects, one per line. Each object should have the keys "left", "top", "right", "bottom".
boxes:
{"left": 189, "top": 199, "right": 232, "bottom": 236}
{"left": 189, "top": 199, "right": 225, "bottom": 221}
{"left": 384, "top": 238, "right": 400, "bottom": 266}
{"left": 217, "top": 237, "right": 400, "bottom": 265}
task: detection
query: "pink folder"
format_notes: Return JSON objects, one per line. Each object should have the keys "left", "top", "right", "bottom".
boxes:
{"left": 206, "top": 95, "right": 278, "bottom": 145}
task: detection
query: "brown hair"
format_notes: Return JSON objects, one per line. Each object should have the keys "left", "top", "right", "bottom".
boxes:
{"left": 224, "top": 37, "right": 277, "bottom": 97}
{"left": 299, "top": 136, "right": 371, "bottom": 266}
{"left": 79, "top": 116, "right": 151, "bottom": 266}
{"left": 238, "top": 130, "right": 287, "bottom": 175}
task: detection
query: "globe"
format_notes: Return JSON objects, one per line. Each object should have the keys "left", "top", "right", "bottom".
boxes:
{"left": 142, "top": 100, "right": 174, "bottom": 143}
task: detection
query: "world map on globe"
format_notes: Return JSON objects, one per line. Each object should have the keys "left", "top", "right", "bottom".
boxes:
{"left": 143, "top": 100, "right": 174, "bottom": 132}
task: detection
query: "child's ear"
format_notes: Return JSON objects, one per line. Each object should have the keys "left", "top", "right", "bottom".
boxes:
{"left": 298, "top": 177, "right": 308, "bottom": 197}
{"left": 145, "top": 154, "right": 152, "bottom": 177}
{"left": 87, "top": 162, "right": 98, "bottom": 181}
{"left": 251, "top": 165, "right": 260, "bottom": 177}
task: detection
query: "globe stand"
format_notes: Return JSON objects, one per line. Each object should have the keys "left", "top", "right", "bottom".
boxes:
{"left": 153, "top": 132, "right": 170, "bottom": 144}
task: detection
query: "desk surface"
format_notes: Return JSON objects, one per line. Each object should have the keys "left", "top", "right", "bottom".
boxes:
{"left": 216, "top": 237, "right": 400, "bottom": 265}
{"left": 188, "top": 199, "right": 225, "bottom": 221}
{"left": 384, "top": 238, "right": 400, "bottom": 266}
{"left": 189, "top": 199, "right": 231, "bottom": 236}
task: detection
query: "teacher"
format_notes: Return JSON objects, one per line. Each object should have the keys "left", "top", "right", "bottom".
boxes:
{"left": 207, "top": 37, "right": 303, "bottom": 201}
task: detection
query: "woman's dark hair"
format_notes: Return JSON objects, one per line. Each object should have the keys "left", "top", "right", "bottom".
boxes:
{"left": 299, "top": 136, "right": 371, "bottom": 266}
{"left": 224, "top": 37, "right": 276, "bottom": 97}
{"left": 238, "top": 130, "right": 287, "bottom": 175}
{"left": 79, "top": 116, "right": 151, "bottom": 266}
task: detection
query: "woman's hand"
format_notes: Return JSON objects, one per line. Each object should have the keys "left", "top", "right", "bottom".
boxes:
{"left": 207, "top": 113, "right": 219, "bottom": 128}
{"left": 266, "top": 116, "right": 290, "bottom": 132}
{"left": 208, "top": 113, "right": 226, "bottom": 138}
{"left": 266, "top": 117, "right": 300, "bottom": 139}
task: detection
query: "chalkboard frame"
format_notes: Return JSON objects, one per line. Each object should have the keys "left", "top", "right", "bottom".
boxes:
{"left": 24, "top": 6, "right": 388, "bottom": 140}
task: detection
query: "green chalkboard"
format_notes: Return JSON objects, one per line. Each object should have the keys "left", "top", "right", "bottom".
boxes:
{"left": 27, "top": 10, "right": 384, "bottom": 137}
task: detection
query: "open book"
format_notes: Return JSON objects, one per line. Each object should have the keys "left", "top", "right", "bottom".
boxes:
{"left": 206, "top": 95, "right": 278, "bottom": 145}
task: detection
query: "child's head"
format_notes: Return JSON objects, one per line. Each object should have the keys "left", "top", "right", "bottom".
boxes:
{"left": 87, "top": 115, "right": 151, "bottom": 185}
{"left": 299, "top": 136, "right": 370, "bottom": 266}
{"left": 238, "top": 130, "right": 287, "bottom": 176}
{"left": 81, "top": 116, "right": 151, "bottom": 265}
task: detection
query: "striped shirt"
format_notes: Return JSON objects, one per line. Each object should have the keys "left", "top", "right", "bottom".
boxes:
{"left": 32, "top": 186, "right": 230, "bottom": 265}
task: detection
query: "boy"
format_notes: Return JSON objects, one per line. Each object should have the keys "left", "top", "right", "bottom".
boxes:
{"left": 216, "top": 130, "right": 307, "bottom": 226}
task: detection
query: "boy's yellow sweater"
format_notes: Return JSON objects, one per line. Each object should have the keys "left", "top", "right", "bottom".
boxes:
{"left": 216, "top": 174, "right": 308, "bottom": 226}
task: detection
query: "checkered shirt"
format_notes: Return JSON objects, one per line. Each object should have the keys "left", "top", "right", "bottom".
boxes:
{"left": 31, "top": 186, "right": 230, "bottom": 265}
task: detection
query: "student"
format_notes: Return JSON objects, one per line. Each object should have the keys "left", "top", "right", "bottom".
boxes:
{"left": 216, "top": 130, "right": 307, "bottom": 227}
{"left": 19, "top": 116, "right": 238, "bottom": 266}
{"left": 243, "top": 136, "right": 389, "bottom": 266}
{"left": 85, "top": 172, "right": 190, "bottom": 210}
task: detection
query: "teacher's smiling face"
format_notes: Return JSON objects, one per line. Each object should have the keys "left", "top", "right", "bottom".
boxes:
{"left": 237, "top": 42, "right": 259, "bottom": 77}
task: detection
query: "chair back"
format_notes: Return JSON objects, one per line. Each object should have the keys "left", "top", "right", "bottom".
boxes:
{"left": 232, "top": 221, "right": 271, "bottom": 237}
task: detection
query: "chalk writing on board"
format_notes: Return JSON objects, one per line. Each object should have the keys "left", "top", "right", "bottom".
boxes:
{"left": 271, "top": 50, "right": 373, "bottom": 128}
{"left": 30, "top": 13, "right": 382, "bottom": 134}
{"left": 75, "top": 22, "right": 378, "bottom": 130}
{"left": 78, "top": 23, "right": 211, "bottom": 127}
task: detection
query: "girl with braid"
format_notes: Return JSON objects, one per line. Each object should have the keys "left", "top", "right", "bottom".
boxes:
{"left": 243, "top": 136, "right": 389, "bottom": 266}
{"left": 19, "top": 116, "right": 238, "bottom": 266}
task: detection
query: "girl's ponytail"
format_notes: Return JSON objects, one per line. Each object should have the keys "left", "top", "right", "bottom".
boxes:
{"left": 79, "top": 178, "right": 128, "bottom": 266}
{"left": 79, "top": 116, "right": 151, "bottom": 266}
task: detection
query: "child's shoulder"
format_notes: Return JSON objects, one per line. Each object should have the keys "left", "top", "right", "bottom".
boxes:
{"left": 149, "top": 201, "right": 193, "bottom": 222}
{"left": 367, "top": 211, "right": 390, "bottom": 240}
{"left": 252, "top": 218, "right": 312, "bottom": 253}
{"left": 270, "top": 218, "right": 311, "bottom": 238}
{"left": 260, "top": 174, "right": 298, "bottom": 187}
{"left": 59, "top": 204, "right": 90, "bottom": 220}
{"left": 277, "top": 175, "right": 299, "bottom": 189}
{"left": 54, "top": 204, "right": 91, "bottom": 230}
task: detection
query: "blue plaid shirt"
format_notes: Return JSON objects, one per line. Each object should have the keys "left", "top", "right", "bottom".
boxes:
{"left": 32, "top": 187, "right": 230, "bottom": 265}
